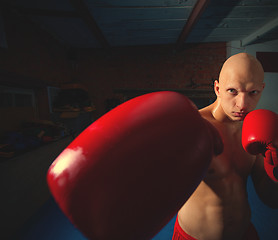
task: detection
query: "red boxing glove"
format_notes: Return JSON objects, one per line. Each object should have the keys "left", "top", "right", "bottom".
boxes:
{"left": 242, "top": 109, "right": 278, "bottom": 182}
{"left": 47, "top": 91, "right": 223, "bottom": 240}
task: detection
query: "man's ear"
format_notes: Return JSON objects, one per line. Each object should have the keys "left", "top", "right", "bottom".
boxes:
{"left": 214, "top": 80, "right": 220, "bottom": 97}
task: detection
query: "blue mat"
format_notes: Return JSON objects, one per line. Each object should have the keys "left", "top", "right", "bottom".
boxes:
{"left": 14, "top": 176, "right": 278, "bottom": 240}
{"left": 14, "top": 196, "right": 176, "bottom": 240}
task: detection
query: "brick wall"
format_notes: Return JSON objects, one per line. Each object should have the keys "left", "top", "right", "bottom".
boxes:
{"left": 77, "top": 43, "right": 226, "bottom": 117}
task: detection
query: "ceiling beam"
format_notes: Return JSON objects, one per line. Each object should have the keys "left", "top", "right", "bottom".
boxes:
{"left": 69, "top": 0, "right": 110, "bottom": 49}
{"left": 175, "top": 0, "right": 211, "bottom": 50}
{"left": 241, "top": 16, "right": 278, "bottom": 47}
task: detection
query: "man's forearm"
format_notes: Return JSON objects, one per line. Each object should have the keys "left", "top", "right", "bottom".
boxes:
{"left": 251, "top": 157, "right": 278, "bottom": 209}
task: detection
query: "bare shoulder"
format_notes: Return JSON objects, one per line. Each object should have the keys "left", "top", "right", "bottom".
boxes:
{"left": 199, "top": 104, "right": 215, "bottom": 122}
{"left": 198, "top": 103, "right": 224, "bottom": 136}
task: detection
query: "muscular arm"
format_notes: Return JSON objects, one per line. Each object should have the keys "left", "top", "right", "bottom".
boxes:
{"left": 251, "top": 155, "right": 278, "bottom": 209}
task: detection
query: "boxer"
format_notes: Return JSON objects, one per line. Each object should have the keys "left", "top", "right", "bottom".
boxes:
{"left": 174, "top": 53, "right": 278, "bottom": 240}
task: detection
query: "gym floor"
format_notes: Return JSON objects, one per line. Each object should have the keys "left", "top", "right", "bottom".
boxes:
{"left": 12, "top": 177, "right": 278, "bottom": 240}
{"left": 13, "top": 197, "right": 176, "bottom": 240}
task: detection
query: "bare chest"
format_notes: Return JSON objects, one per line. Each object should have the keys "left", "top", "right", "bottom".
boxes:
{"left": 206, "top": 123, "right": 255, "bottom": 180}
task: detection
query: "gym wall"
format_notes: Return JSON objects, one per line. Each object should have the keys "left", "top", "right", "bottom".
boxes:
{"left": 0, "top": 10, "right": 227, "bottom": 124}
{"left": 73, "top": 42, "right": 226, "bottom": 117}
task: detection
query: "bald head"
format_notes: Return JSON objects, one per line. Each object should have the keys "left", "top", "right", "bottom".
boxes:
{"left": 219, "top": 53, "right": 264, "bottom": 85}
{"left": 213, "top": 53, "right": 265, "bottom": 121}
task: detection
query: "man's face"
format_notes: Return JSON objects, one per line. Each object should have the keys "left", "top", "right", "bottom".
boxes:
{"left": 214, "top": 70, "right": 265, "bottom": 121}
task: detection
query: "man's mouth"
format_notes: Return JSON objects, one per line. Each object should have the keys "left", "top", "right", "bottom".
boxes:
{"left": 234, "top": 112, "right": 248, "bottom": 118}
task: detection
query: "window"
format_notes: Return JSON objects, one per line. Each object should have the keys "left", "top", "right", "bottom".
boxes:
{"left": 0, "top": 86, "right": 35, "bottom": 108}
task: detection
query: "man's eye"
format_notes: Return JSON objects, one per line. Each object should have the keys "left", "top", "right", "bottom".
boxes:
{"left": 228, "top": 89, "right": 237, "bottom": 94}
{"left": 250, "top": 90, "right": 258, "bottom": 95}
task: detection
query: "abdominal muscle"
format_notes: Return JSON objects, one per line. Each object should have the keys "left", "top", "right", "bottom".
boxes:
{"left": 178, "top": 106, "right": 256, "bottom": 240}
{"left": 178, "top": 168, "right": 252, "bottom": 240}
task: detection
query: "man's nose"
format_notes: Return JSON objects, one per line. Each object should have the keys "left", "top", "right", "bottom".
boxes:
{"left": 236, "top": 94, "right": 249, "bottom": 111}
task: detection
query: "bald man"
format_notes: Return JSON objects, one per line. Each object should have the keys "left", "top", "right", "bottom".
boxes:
{"left": 173, "top": 53, "right": 278, "bottom": 240}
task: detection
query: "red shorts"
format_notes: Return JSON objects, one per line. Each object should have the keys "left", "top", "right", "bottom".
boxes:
{"left": 172, "top": 218, "right": 197, "bottom": 240}
{"left": 172, "top": 217, "right": 260, "bottom": 240}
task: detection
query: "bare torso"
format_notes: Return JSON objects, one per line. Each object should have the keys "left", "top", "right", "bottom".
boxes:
{"left": 178, "top": 105, "right": 256, "bottom": 240}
